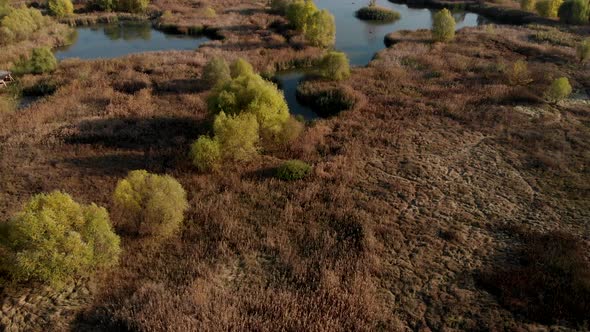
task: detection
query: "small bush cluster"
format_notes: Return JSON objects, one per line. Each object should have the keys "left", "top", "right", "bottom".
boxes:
{"left": 48, "top": 0, "right": 74, "bottom": 18}
{"left": 94, "top": 0, "right": 149, "bottom": 13}
{"left": 545, "top": 76, "right": 572, "bottom": 103}
{"left": 113, "top": 170, "right": 189, "bottom": 239}
{"left": 558, "top": 0, "right": 589, "bottom": 24}
{"left": 535, "top": 0, "right": 563, "bottom": 17}
{"left": 432, "top": 8, "right": 456, "bottom": 43}
{"left": 355, "top": 5, "right": 400, "bottom": 22}
{"left": 0, "top": 6, "right": 47, "bottom": 43}
{"left": 276, "top": 159, "right": 312, "bottom": 180}
{"left": 0, "top": 191, "right": 121, "bottom": 286}
{"left": 270, "top": 0, "right": 292, "bottom": 13}
{"left": 319, "top": 51, "right": 351, "bottom": 81}
{"left": 192, "top": 59, "right": 298, "bottom": 171}
{"left": 13, "top": 47, "right": 58, "bottom": 75}
{"left": 285, "top": 0, "right": 335, "bottom": 47}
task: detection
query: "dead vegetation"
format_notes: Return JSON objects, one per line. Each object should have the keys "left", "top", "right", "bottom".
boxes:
{"left": 0, "top": 1, "right": 589, "bottom": 331}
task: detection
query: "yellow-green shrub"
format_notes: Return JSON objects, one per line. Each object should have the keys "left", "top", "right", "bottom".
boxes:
{"left": 202, "top": 6, "right": 216, "bottom": 18}
{"left": 113, "top": 170, "right": 188, "bottom": 239}
{"left": 213, "top": 112, "right": 260, "bottom": 161}
{"left": 0, "top": 0, "right": 11, "bottom": 18}
{"left": 190, "top": 136, "right": 221, "bottom": 171}
{"left": 208, "top": 62, "right": 290, "bottom": 139}
{"left": 203, "top": 57, "right": 231, "bottom": 87}
{"left": 545, "top": 77, "right": 572, "bottom": 103}
{"left": 558, "top": 0, "right": 589, "bottom": 24}
{"left": 535, "top": 0, "right": 563, "bottom": 17}
{"left": 319, "top": 51, "right": 350, "bottom": 81}
{"left": 48, "top": 0, "right": 74, "bottom": 18}
{"left": 276, "top": 159, "right": 312, "bottom": 180}
{"left": 432, "top": 8, "right": 455, "bottom": 42}
{"left": 506, "top": 59, "right": 532, "bottom": 86}
{"left": 286, "top": 0, "right": 335, "bottom": 47}
{"left": 230, "top": 57, "right": 254, "bottom": 78}
{"left": 14, "top": 47, "right": 58, "bottom": 75}
{"left": 117, "top": 0, "right": 149, "bottom": 13}
{"left": 0, "top": 191, "right": 120, "bottom": 286}
{"left": 0, "top": 6, "right": 45, "bottom": 40}
{"left": 520, "top": 0, "right": 536, "bottom": 11}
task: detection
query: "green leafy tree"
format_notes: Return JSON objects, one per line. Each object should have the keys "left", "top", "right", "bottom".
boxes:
{"left": 558, "top": 0, "right": 589, "bottom": 24}
{"left": 208, "top": 62, "right": 290, "bottom": 139}
{"left": 213, "top": 112, "right": 260, "bottom": 161}
{"left": 113, "top": 170, "right": 189, "bottom": 239}
{"left": 432, "top": 8, "right": 455, "bottom": 42}
{"left": 48, "top": 0, "right": 74, "bottom": 18}
{"left": 190, "top": 136, "right": 221, "bottom": 171}
{"left": 0, "top": 191, "right": 121, "bottom": 286}
{"left": 0, "top": 0, "right": 12, "bottom": 18}
{"left": 577, "top": 38, "right": 590, "bottom": 62}
{"left": 319, "top": 51, "right": 350, "bottom": 81}
{"left": 276, "top": 160, "right": 312, "bottom": 180}
{"left": 520, "top": 0, "right": 536, "bottom": 11}
{"left": 545, "top": 77, "right": 572, "bottom": 103}
{"left": 203, "top": 57, "right": 231, "bottom": 87}
{"left": 286, "top": 0, "right": 316, "bottom": 32}
{"left": 29, "top": 47, "right": 58, "bottom": 74}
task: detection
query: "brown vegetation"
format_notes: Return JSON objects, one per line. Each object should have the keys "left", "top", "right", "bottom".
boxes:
{"left": 0, "top": 0, "right": 589, "bottom": 331}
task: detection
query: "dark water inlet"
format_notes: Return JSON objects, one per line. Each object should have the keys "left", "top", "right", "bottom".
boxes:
{"left": 54, "top": 21, "right": 210, "bottom": 60}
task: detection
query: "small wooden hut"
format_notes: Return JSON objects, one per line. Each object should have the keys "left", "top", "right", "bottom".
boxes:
{"left": 0, "top": 71, "right": 14, "bottom": 88}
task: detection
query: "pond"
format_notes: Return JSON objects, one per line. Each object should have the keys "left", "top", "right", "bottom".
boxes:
{"left": 54, "top": 21, "right": 210, "bottom": 60}
{"left": 277, "top": 0, "right": 488, "bottom": 119}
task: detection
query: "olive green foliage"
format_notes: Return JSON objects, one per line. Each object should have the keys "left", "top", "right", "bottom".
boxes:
{"left": 213, "top": 112, "right": 260, "bottom": 161}
{"left": 276, "top": 160, "right": 312, "bottom": 180}
{"left": 208, "top": 60, "right": 290, "bottom": 139}
{"left": 190, "top": 136, "right": 221, "bottom": 171}
{"left": 0, "top": 6, "right": 46, "bottom": 42}
{"left": 355, "top": 6, "right": 401, "bottom": 22}
{"left": 113, "top": 170, "right": 189, "bottom": 239}
{"left": 577, "top": 39, "right": 590, "bottom": 62}
{"left": 48, "top": 0, "right": 74, "bottom": 18}
{"left": 558, "top": 0, "right": 589, "bottom": 24}
{"left": 0, "top": 191, "right": 120, "bottom": 286}
{"left": 545, "top": 77, "right": 572, "bottom": 103}
{"left": 520, "top": 0, "right": 536, "bottom": 11}
{"left": 0, "top": 0, "right": 11, "bottom": 18}
{"left": 319, "top": 51, "right": 351, "bottom": 81}
{"left": 14, "top": 47, "right": 58, "bottom": 75}
{"left": 116, "top": 0, "right": 149, "bottom": 13}
{"left": 203, "top": 57, "right": 231, "bottom": 87}
{"left": 432, "top": 8, "right": 456, "bottom": 42}
{"left": 286, "top": 0, "right": 335, "bottom": 47}
{"left": 535, "top": 0, "right": 563, "bottom": 17}
{"left": 506, "top": 59, "right": 532, "bottom": 86}
{"left": 230, "top": 57, "right": 254, "bottom": 78}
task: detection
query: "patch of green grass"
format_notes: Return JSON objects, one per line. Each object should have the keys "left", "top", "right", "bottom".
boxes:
{"left": 355, "top": 6, "right": 400, "bottom": 22}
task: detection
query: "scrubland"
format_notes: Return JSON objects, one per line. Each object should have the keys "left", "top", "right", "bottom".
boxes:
{"left": 0, "top": 0, "right": 589, "bottom": 331}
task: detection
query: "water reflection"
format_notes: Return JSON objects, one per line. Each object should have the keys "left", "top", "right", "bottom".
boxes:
{"left": 54, "top": 22, "right": 210, "bottom": 60}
